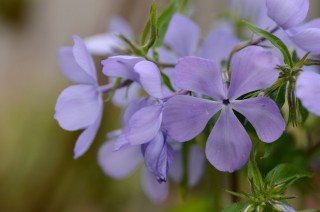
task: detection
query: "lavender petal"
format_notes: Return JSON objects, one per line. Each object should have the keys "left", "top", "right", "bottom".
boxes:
{"left": 126, "top": 105, "right": 163, "bottom": 145}
{"left": 174, "top": 56, "right": 226, "bottom": 100}
{"left": 228, "top": 46, "right": 279, "bottom": 100}
{"left": 266, "top": 0, "right": 309, "bottom": 29}
{"left": 296, "top": 71, "right": 320, "bottom": 116}
{"left": 134, "top": 61, "right": 164, "bottom": 99}
{"left": 54, "top": 85, "right": 102, "bottom": 131}
{"left": 164, "top": 14, "right": 200, "bottom": 56}
{"left": 98, "top": 140, "right": 142, "bottom": 178}
{"left": 231, "top": 97, "right": 286, "bottom": 143}
{"left": 163, "top": 95, "right": 222, "bottom": 142}
{"left": 205, "top": 107, "right": 252, "bottom": 172}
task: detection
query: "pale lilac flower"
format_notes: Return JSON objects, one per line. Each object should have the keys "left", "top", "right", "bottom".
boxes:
{"left": 163, "top": 46, "right": 286, "bottom": 172}
{"left": 156, "top": 14, "right": 240, "bottom": 65}
{"left": 102, "top": 55, "right": 145, "bottom": 107}
{"left": 97, "top": 98, "right": 174, "bottom": 203}
{"left": 54, "top": 35, "right": 103, "bottom": 158}
{"left": 266, "top": 0, "right": 320, "bottom": 55}
{"left": 98, "top": 130, "right": 205, "bottom": 202}
{"left": 85, "top": 17, "right": 133, "bottom": 55}
{"left": 296, "top": 71, "right": 320, "bottom": 116}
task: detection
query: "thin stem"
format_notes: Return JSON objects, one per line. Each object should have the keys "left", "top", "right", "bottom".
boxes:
{"left": 231, "top": 172, "right": 239, "bottom": 203}
{"left": 99, "top": 80, "right": 132, "bottom": 94}
{"left": 226, "top": 26, "right": 280, "bottom": 73}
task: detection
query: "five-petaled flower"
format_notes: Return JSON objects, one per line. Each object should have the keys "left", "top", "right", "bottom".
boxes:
{"left": 163, "top": 46, "right": 286, "bottom": 172}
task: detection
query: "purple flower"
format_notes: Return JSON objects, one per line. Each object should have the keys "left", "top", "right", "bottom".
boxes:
{"left": 54, "top": 35, "right": 103, "bottom": 159}
{"left": 97, "top": 98, "right": 174, "bottom": 203}
{"left": 98, "top": 131, "right": 205, "bottom": 203}
{"left": 266, "top": 0, "right": 320, "bottom": 55}
{"left": 102, "top": 55, "right": 145, "bottom": 107}
{"left": 296, "top": 71, "right": 320, "bottom": 116}
{"left": 163, "top": 46, "right": 286, "bottom": 172}
{"left": 85, "top": 17, "right": 133, "bottom": 55}
{"left": 157, "top": 14, "right": 240, "bottom": 64}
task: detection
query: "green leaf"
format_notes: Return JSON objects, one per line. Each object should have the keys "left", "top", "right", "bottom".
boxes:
{"left": 260, "top": 143, "right": 273, "bottom": 159}
{"left": 298, "top": 99, "right": 309, "bottom": 124}
{"left": 154, "top": 0, "right": 178, "bottom": 47}
{"left": 295, "top": 51, "right": 310, "bottom": 69}
{"left": 141, "top": 1, "right": 158, "bottom": 52}
{"left": 244, "top": 21, "right": 293, "bottom": 67}
{"left": 223, "top": 201, "right": 254, "bottom": 212}
{"left": 270, "top": 84, "right": 286, "bottom": 109}
{"left": 265, "top": 163, "right": 312, "bottom": 192}
{"left": 161, "top": 72, "right": 175, "bottom": 92}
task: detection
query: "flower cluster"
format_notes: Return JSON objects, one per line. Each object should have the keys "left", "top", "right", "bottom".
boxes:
{"left": 54, "top": 0, "right": 319, "bottom": 207}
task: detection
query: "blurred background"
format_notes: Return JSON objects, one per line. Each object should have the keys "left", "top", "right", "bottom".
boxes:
{"left": 0, "top": 0, "right": 320, "bottom": 211}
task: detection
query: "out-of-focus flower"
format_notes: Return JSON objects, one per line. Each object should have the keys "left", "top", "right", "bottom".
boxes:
{"left": 55, "top": 35, "right": 103, "bottom": 159}
{"left": 266, "top": 0, "right": 320, "bottom": 55}
{"left": 163, "top": 46, "right": 286, "bottom": 172}
{"left": 296, "top": 71, "right": 320, "bottom": 116}
{"left": 85, "top": 17, "right": 133, "bottom": 55}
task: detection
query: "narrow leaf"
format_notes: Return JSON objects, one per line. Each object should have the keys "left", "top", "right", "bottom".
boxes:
{"left": 154, "top": 0, "right": 178, "bottom": 47}
{"left": 244, "top": 21, "right": 293, "bottom": 67}
{"left": 265, "top": 163, "right": 312, "bottom": 191}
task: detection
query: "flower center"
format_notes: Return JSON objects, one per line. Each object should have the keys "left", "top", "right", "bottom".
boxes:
{"left": 223, "top": 99, "right": 230, "bottom": 105}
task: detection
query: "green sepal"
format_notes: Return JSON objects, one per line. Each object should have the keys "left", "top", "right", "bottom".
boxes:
{"left": 270, "top": 84, "right": 286, "bottom": 109}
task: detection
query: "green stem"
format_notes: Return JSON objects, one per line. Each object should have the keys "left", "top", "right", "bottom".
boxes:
{"left": 226, "top": 26, "right": 279, "bottom": 74}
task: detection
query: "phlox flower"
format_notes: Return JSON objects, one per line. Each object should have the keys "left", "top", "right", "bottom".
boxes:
{"left": 54, "top": 35, "right": 103, "bottom": 159}
{"left": 98, "top": 118, "right": 205, "bottom": 203}
{"left": 163, "top": 46, "right": 286, "bottom": 172}
{"left": 85, "top": 17, "right": 133, "bottom": 56}
{"left": 296, "top": 71, "right": 320, "bottom": 116}
{"left": 156, "top": 13, "right": 240, "bottom": 67}
{"left": 266, "top": 0, "right": 320, "bottom": 55}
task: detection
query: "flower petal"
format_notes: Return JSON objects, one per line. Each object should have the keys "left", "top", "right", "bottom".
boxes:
{"left": 85, "top": 33, "right": 124, "bottom": 56}
{"left": 205, "top": 107, "right": 252, "bottom": 172}
{"left": 287, "top": 18, "right": 320, "bottom": 55}
{"left": 73, "top": 108, "right": 103, "bottom": 158}
{"left": 231, "top": 97, "right": 286, "bottom": 142}
{"left": 174, "top": 56, "right": 226, "bottom": 100}
{"left": 112, "top": 82, "right": 140, "bottom": 107}
{"left": 142, "top": 132, "right": 174, "bottom": 182}
{"left": 198, "top": 29, "right": 240, "bottom": 63}
{"left": 168, "top": 149, "right": 183, "bottom": 183}
{"left": 266, "top": 0, "right": 309, "bottom": 29}
{"left": 98, "top": 140, "right": 142, "bottom": 178}
{"left": 142, "top": 169, "right": 168, "bottom": 204}
{"left": 188, "top": 145, "right": 205, "bottom": 187}
{"left": 102, "top": 56, "right": 144, "bottom": 81}
{"left": 54, "top": 85, "right": 101, "bottom": 131}
{"left": 126, "top": 105, "right": 163, "bottom": 145}
{"left": 58, "top": 47, "right": 96, "bottom": 84}
{"left": 163, "top": 95, "right": 222, "bottom": 142}
{"left": 296, "top": 71, "right": 320, "bottom": 116}
{"left": 164, "top": 14, "right": 200, "bottom": 56}
{"left": 109, "top": 17, "right": 133, "bottom": 39}
{"left": 134, "top": 61, "right": 164, "bottom": 99}
{"left": 72, "top": 35, "right": 97, "bottom": 81}
{"left": 228, "top": 46, "right": 279, "bottom": 100}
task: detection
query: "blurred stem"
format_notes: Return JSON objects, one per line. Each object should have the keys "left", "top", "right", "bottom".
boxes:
{"left": 226, "top": 26, "right": 279, "bottom": 74}
{"left": 230, "top": 172, "right": 239, "bottom": 203}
